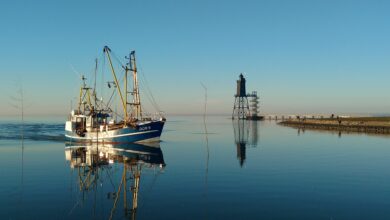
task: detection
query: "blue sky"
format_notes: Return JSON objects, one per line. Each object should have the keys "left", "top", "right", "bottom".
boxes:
{"left": 1, "top": 0, "right": 389, "bottom": 116}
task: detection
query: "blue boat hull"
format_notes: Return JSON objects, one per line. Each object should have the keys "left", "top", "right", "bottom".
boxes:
{"left": 65, "top": 120, "right": 165, "bottom": 143}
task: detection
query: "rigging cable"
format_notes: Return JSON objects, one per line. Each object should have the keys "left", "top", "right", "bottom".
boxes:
{"left": 137, "top": 64, "right": 162, "bottom": 114}
{"left": 139, "top": 66, "right": 161, "bottom": 112}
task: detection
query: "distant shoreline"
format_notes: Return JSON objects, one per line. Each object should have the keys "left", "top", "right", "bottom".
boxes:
{"left": 279, "top": 117, "right": 390, "bottom": 134}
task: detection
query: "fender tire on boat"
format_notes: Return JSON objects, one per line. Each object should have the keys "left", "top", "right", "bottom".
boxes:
{"left": 76, "top": 129, "right": 84, "bottom": 137}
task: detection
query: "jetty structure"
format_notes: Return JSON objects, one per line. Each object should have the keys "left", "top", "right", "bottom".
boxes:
{"left": 232, "top": 73, "right": 264, "bottom": 120}
{"left": 279, "top": 117, "right": 390, "bottom": 134}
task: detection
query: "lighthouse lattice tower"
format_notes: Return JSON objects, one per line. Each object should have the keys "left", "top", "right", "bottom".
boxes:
{"left": 232, "top": 73, "right": 250, "bottom": 120}
{"left": 247, "top": 91, "right": 260, "bottom": 120}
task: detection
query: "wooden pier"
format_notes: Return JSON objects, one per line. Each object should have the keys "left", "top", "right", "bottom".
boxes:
{"left": 279, "top": 117, "right": 390, "bottom": 134}
{"left": 263, "top": 114, "right": 327, "bottom": 121}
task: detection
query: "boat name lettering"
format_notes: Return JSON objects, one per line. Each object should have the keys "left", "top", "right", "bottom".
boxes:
{"left": 139, "top": 126, "right": 151, "bottom": 131}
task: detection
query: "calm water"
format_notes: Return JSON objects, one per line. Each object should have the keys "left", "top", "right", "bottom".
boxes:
{"left": 1, "top": 116, "right": 390, "bottom": 219}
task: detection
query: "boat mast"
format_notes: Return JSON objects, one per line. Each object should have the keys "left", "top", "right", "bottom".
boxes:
{"left": 78, "top": 75, "right": 93, "bottom": 113}
{"left": 103, "top": 46, "right": 128, "bottom": 123}
{"left": 125, "top": 68, "right": 128, "bottom": 121}
{"left": 129, "top": 51, "right": 142, "bottom": 119}
{"left": 93, "top": 58, "right": 98, "bottom": 109}
{"left": 124, "top": 57, "right": 130, "bottom": 122}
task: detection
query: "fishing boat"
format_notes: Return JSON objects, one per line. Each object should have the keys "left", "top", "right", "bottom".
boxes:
{"left": 65, "top": 46, "right": 165, "bottom": 143}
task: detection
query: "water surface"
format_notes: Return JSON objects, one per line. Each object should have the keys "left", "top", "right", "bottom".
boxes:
{"left": 1, "top": 116, "right": 390, "bottom": 219}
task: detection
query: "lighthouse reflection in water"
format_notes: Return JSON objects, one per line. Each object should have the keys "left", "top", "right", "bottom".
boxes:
{"left": 233, "top": 120, "right": 259, "bottom": 167}
{"left": 64, "top": 142, "right": 165, "bottom": 220}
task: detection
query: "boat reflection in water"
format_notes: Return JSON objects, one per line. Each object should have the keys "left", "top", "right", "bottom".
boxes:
{"left": 65, "top": 142, "right": 165, "bottom": 220}
{"left": 232, "top": 120, "right": 259, "bottom": 167}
